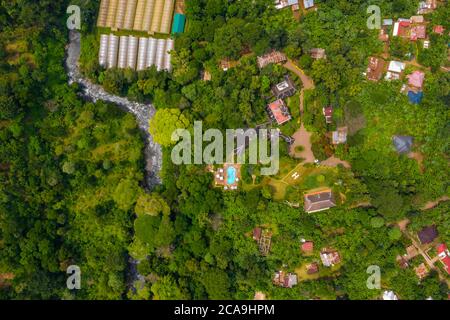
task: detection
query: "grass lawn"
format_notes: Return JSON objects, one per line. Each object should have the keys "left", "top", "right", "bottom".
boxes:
{"left": 281, "top": 92, "right": 301, "bottom": 137}
{"left": 267, "top": 179, "right": 289, "bottom": 200}
{"left": 282, "top": 165, "right": 337, "bottom": 189}
{"left": 242, "top": 157, "right": 338, "bottom": 201}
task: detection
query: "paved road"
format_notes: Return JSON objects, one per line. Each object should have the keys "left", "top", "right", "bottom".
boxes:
{"left": 65, "top": 31, "right": 162, "bottom": 188}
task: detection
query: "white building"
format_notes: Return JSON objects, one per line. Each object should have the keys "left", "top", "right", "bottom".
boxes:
{"left": 383, "top": 291, "right": 399, "bottom": 300}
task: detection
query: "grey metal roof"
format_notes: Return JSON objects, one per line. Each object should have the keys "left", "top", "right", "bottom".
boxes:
{"left": 304, "top": 191, "right": 336, "bottom": 213}
{"left": 418, "top": 225, "right": 438, "bottom": 244}
{"left": 303, "top": 0, "right": 314, "bottom": 8}
{"left": 393, "top": 136, "right": 413, "bottom": 154}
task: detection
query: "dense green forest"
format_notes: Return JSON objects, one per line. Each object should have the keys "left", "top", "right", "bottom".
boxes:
{"left": 1, "top": 0, "right": 449, "bottom": 300}
{"left": 0, "top": 0, "right": 145, "bottom": 299}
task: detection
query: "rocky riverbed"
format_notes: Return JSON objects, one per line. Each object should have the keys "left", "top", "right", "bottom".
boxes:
{"left": 65, "top": 30, "right": 162, "bottom": 188}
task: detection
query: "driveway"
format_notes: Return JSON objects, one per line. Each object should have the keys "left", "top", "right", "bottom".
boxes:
{"left": 284, "top": 60, "right": 315, "bottom": 163}
{"left": 290, "top": 124, "right": 315, "bottom": 163}
{"left": 284, "top": 59, "right": 315, "bottom": 91}
{"left": 321, "top": 156, "right": 351, "bottom": 169}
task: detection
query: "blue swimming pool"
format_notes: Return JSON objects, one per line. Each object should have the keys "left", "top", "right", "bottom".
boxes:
{"left": 227, "top": 166, "right": 237, "bottom": 185}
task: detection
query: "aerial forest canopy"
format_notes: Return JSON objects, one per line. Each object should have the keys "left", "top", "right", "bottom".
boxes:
{"left": 0, "top": 0, "right": 449, "bottom": 300}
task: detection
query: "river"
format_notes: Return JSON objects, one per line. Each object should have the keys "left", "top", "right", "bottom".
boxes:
{"left": 65, "top": 30, "right": 162, "bottom": 188}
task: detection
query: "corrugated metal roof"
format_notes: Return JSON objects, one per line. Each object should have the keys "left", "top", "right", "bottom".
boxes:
{"left": 303, "top": 0, "right": 314, "bottom": 8}
{"left": 172, "top": 13, "right": 186, "bottom": 34}
{"left": 393, "top": 136, "right": 413, "bottom": 153}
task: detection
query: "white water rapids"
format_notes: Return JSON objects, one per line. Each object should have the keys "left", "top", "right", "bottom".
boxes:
{"left": 65, "top": 31, "right": 162, "bottom": 187}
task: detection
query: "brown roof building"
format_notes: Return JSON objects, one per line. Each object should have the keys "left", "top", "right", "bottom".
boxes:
{"left": 366, "top": 57, "right": 385, "bottom": 82}
{"left": 310, "top": 48, "right": 326, "bottom": 59}
{"left": 418, "top": 225, "right": 438, "bottom": 244}
{"left": 257, "top": 51, "right": 287, "bottom": 69}
{"left": 201, "top": 70, "right": 212, "bottom": 81}
{"left": 273, "top": 271, "right": 298, "bottom": 288}
{"left": 396, "top": 255, "right": 409, "bottom": 269}
{"left": 254, "top": 292, "right": 266, "bottom": 300}
{"left": 306, "top": 262, "right": 319, "bottom": 274}
{"left": 253, "top": 228, "right": 262, "bottom": 241}
{"left": 304, "top": 189, "right": 336, "bottom": 213}
{"left": 379, "top": 28, "right": 389, "bottom": 42}
{"left": 220, "top": 59, "right": 239, "bottom": 71}
{"left": 410, "top": 15, "right": 425, "bottom": 24}
{"left": 415, "top": 263, "right": 429, "bottom": 280}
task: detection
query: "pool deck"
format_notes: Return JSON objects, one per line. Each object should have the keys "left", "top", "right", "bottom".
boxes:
{"left": 213, "top": 163, "right": 242, "bottom": 190}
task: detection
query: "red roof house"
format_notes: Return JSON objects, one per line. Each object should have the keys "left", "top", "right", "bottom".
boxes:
{"left": 253, "top": 228, "right": 262, "bottom": 241}
{"left": 394, "top": 21, "right": 411, "bottom": 38}
{"left": 322, "top": 106, "right": 333, "bottom": 124}
{"left": 267, "top": 99, "right": 292, "bottom": 125}
{"left": 301, "top": 241, "right": 314, "bottom": 253}
{"left": 437, "top": 244, "right": 450, "bottom": 275}
{"left": 433, "top": 25, "right": 445, "bottom": 35}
